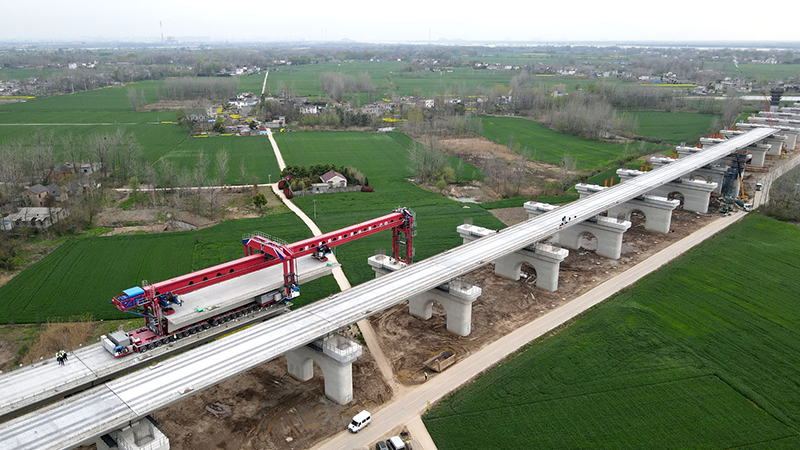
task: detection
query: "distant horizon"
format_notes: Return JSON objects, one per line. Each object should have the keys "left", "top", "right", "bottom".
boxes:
{"left": 1, "top": 0, "right": 798, "bottom": 46}
{"left": 1, "top": 38, "right": 799, "bottom": 51}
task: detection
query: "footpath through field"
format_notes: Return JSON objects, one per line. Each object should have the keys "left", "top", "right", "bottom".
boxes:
{"left": 265, "top": 130, "right": 401, "bottom": 393}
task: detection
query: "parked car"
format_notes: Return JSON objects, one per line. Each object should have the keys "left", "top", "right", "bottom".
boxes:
{"left": 756, "top": 179, "right": 764, "bottom": 191}
{"left": 348, "top": 410, "right": 371, "bottom": 433}
{"left": 375, "top": 441, "right": 389, "bottom": 450}
{"left": 386, "top": 436, "right": 406, "bottom": 450}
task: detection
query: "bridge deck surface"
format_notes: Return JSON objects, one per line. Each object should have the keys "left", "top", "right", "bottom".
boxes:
{"left": 0, "top": 255, "right": 335, "bottom": 422}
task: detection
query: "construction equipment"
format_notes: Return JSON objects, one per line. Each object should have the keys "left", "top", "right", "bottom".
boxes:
{"left": 105, "top": 208, "right": 416, "bottom": 357}
{"left": 721, "top": 150, "right": 749, "bottom": 201}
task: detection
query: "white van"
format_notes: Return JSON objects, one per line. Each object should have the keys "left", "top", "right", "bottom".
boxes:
{"left": 348, "top": 410, "right": 371, "bottom": 433}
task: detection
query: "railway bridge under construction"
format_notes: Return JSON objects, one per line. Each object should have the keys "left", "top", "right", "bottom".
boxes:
{"left": 0, "top": 127, "right": 784, "bottom": 450}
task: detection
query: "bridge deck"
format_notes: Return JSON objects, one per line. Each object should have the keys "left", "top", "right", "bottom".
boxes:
{"left": 0, "top": 128, "right": 776, "bottom": 450}
{"left": 0, "top": 255, "right": 335, "bottom": 422}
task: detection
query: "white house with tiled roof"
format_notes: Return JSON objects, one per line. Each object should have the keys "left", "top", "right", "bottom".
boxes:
{"left": 319, "top": 170, "right": 347, "bottom": 188}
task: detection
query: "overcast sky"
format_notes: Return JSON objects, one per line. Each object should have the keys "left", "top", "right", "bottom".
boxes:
{"left": 1, "top": 0, "right": 798, "bottom": 44}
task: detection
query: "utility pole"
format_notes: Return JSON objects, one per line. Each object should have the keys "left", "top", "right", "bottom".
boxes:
{"left": 313, "top": 199, "right": 317, "bottom": 219}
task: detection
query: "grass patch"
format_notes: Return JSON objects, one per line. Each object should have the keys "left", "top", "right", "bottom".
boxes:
{"left": 586, "top": 159, "right": 649, "bottom": 186}
{"left": 479, "top": 116, "right": 663, "bottom": 170}
{"left": 160, "top": 135, "right": 281, "bottom": 184}
{"left": 479, "top": 195, "right": 578, "bottom": 210}
{"left": 425, "top": 214, "right": 800, "bottom": 448}
{"left": 623, "top": 110, "right": 719, "bottom": 145}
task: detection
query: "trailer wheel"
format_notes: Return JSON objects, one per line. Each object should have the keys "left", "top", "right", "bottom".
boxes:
{"left": 203, "top": 323, "right": 211, "bottom": 330}
{"left": 212, "top": 319, "right": 220, "bottom": 326}
{"left": 189, "top": 328, "right": 195, "bottom": 335}
{"left": 161, "top": 338, "right": 169, "bottom": 345}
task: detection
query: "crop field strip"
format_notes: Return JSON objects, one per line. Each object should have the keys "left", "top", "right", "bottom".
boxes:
{"left": 622, "top": 110, "right": 719, "bottom": 145}
{"left": 479, "top": 116, "right": 667, "bottom": 170}
{"left": 158, "top": 133, "right": 282, "bottom": 184}
{"left": 424, "top": 214, "right": 800, "bottom": 449}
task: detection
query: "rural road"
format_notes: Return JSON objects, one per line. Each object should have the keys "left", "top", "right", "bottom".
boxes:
{"left": 310, "top": 209, "right": 750, "bottom": 450}
{"left": 266, "top": 133, "right": 401, "bottom": 391}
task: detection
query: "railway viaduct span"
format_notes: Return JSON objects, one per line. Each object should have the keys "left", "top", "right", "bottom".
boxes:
{"left": 0, "top": 128, "right": 778, "bottom": 450}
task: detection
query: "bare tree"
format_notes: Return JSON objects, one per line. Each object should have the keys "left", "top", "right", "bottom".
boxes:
{"left": 215, "top": 149, "right": 230, "bottom": 186}
{"left": 409, "top": 140, "right": 446, "bottom": 183}
{"left": 558, "top": 153, "right": 578, "bottom": 193}
{"left": 722, "top": 94, "right": 744, "bottom": 128}
{"left": 127, "top": 87, "right": 139, "bottom": 111}
{"left": 60, "top": 135, "right": 83, "bottom": 177}
{"left": 89, "top": 133, "right": 114, "bottom": 177}
{"left": 239, "top": 159, "right": 248, "bottom": 185}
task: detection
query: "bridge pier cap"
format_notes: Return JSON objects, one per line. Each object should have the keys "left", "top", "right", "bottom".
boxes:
{"left": 617, "top": 169, "right": 717, "bottom": 213}
{"left": 368, "top": 254, "right": 481, "bottom": 335}
{"left": 457, "top": 223, "right": 568, "bottom": 291}
{"left": 525, "top": 200, "right": 631, "bottom": 259}
{"left": 576, "top": 184, "right": 679, "bottom": 234}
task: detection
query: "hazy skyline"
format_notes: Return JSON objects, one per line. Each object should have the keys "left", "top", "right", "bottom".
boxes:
{"left": 1, "top": 0, "right": 799, "bottom": 44}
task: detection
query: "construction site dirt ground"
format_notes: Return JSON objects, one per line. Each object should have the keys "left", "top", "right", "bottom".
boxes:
{"left": 149, "top": 349, "right": 392, "bottom": 450}
{"left": 369, "top": 207, "right": 717, "bottom": 387}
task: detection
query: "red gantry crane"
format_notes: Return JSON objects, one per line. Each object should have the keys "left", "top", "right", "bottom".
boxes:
{"left": 105, "top": 208, "right": 415, "bottom": 356}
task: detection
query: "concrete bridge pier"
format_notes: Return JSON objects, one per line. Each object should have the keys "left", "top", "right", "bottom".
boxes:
{"left": 96, "top": 416, "right": 169, "bottom": 450}
{"left": 618, "top": 169, "right": 718, "bottom": 213}
{"left": 746, "top": 143, "right": 771, "bottom": 167}
{"left": 286, "top": 334, "right": 362, "bottom": 405}
{"left": 575, "top": 183, "right": 680, "bottom": 233}
{"left": 765, "top": 135, "right": 788, "bottom": 156}
{"left": 651, "top": 156, "right": 723, "bottom": 192}
{"left": 457, "top": 223, "right": 568, "bottom": 291}
{"left": 524, "top": 202, "right": 631, "bottom": 260}
{"left": 368, "top": 255, "right": 482, "bottom": 336}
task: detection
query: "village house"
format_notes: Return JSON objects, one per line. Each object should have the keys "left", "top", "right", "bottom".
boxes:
{"left": 320, "top": 170, "right": 347, "bottom": 188}
{"left": 2, "top": 207, "right": 69, "bottom": 230}
{"left": 298, "top": 104, "right": 319, "bottom": 115}
{"left": 46, "top": 183, "right": 67, "bottom": 201}
{"left": 22, "top": 185, "right": 49, "bottom": 206}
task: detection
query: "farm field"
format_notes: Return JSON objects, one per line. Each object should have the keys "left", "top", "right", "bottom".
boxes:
{"left": 425, "top": 214, "right": 800, "bottom": 449}
{"left": 704, "top": 62, "right": 800, "bottom": 81}
{"left": 479, "top": 116, "right": 665, "bottom": 169}
{"left": 251, "top": 62, "right": 605, "bottom": 104}
{"left": 0, "top": 212, "right": 331, "bottom": 323}
{"left": 274, "top": 131, "right": 506, "bottom": 285}
{"left": 623, "top": 110, "right": 719, "bottom": 144}
{"left": 0, "top": 82, "right": 163, "bottom": 115}
{"left": 0, "top": 123, "right": 189, "bottom": 164}
{"left": 0, "top": 68, "right": 63, "bottom": 81}
{"left": 159, "top": 134, "right": 281, "bottom": 184}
